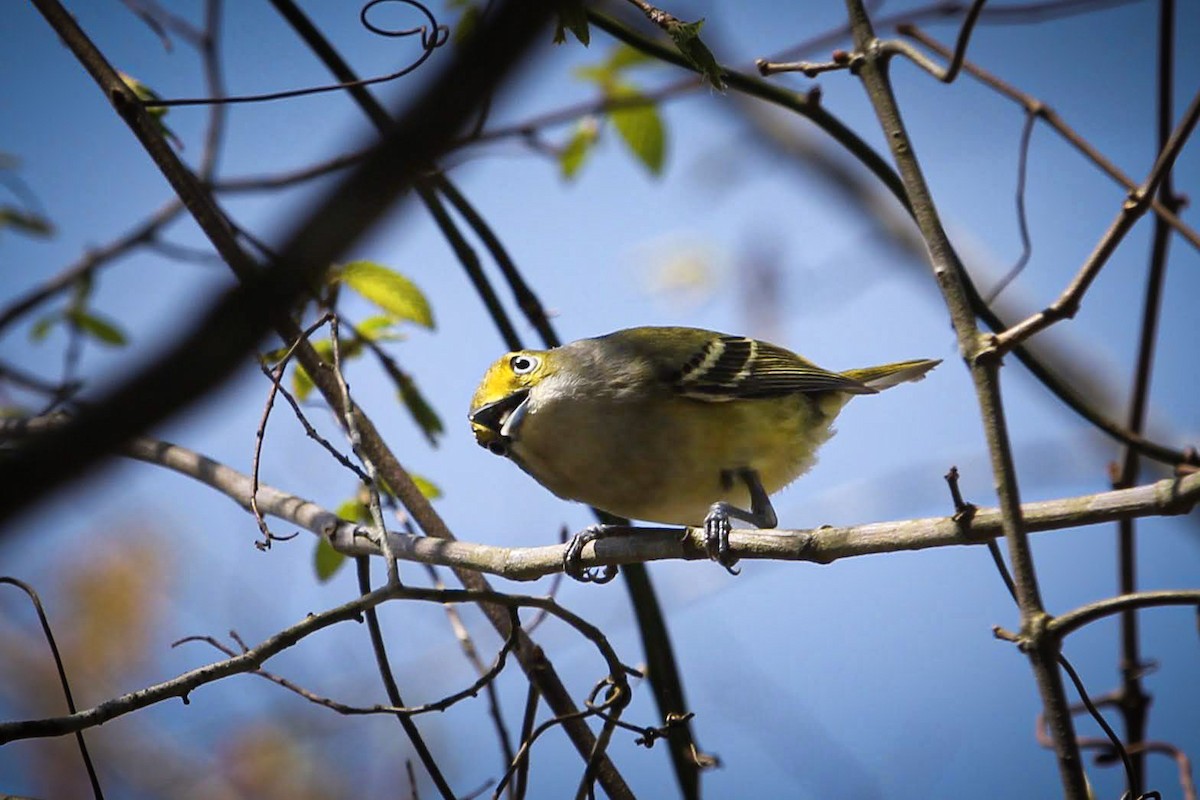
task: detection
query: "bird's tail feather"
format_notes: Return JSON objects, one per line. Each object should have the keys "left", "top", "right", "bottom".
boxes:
{"left": 841, "top": 359, "right": 941, "bottom": 391}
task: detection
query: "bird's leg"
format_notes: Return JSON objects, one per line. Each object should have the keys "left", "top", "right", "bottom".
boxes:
{"left": 563, "top": 525, "right": 620, "bottom": 584}
{"left": 704, "top": 468, "right": 778, "bottom": 574}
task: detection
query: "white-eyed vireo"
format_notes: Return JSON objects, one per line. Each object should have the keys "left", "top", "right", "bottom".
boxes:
{"left": 469, "top": 326, "right": 938, "bottom": 578}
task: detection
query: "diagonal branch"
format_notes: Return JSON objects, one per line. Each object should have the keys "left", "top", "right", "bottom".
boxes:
{"left": 992, "top": 86, "right": 1200, "bottom": 354}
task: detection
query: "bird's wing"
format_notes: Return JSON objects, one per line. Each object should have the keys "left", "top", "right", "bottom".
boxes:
{"left": 669, "top": 335, "right": 874, "bottom": 400}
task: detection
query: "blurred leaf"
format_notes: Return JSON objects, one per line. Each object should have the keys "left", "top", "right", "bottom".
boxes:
{"left": 608, "top": 43, "right": 652, "bottom": 71}
{"left": 356, "top": 315, "right": 402, "bottom": 342}
{"left": 560, "top": 119, "right": 598, "bottom": 179}
{"left": 64, "top": 532, "right": 168, "bottom": 680}
{"left": 666, "top": 18, "right": 725, "bottom": 90}
{"left": 30, "top": 312, "right": 60, "bottom": 342}
{"left": 574, "top": 64, "right": 610, "bottom": 85}
{"left": 261, "top": 345, "right": 289, "bottom": 364}
{"left": 69, "top": 272, "right": 94, "bottom": 307}
{"left": 337, "top": 335, "right": 364, "bottom": 361}
{"left": 336, "top": 261, "right": 434, "bottom": 328}
{"left": 67, "top": 308, "right": 129, "bottom": 346}
{"left": 453, "top": 3, "right": 482, "bottom": 45}
{"left": 610, "top": 85, "right": 665, "bottom": 175}
{"left": 292, "top": 365, "right": 314, "bottom": 401}
{"left": 219, "top": 723, "right": 347, "bottom": 799}
{"left": 118, "top": 71, "right": 182, "bottom": 147}
{"left": 313, "top": 537, "right": 346, "bottom": 582}
{"left": 553, "top": 0, "right": 589, "bottom": 45}
{"left": 411, "top": 473, "right": 443, "bottom": 500}
{"left": 0, "top": 206, "right": 54, "bottom": 238}
{"left": 576, "top": 45, "right": 652, "bottom": 86}
{"left": 336, "top": 498, "right": 369, "bottom": 523}
{"left": 291, "top": 339, "right": 333, "bottom": 401}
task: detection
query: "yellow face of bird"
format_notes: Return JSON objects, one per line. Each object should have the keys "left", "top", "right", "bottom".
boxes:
{"left": 468, "top": 350, "right": 549, "bottom": 454}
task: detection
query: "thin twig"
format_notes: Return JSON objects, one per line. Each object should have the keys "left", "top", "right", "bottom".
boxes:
{"left": 899, "top": 25, "right": 1200, "bottom": 255}
{"left": 992, "top": 86, "right": 1200, "bottom": 353}
{"left": 0, "top": 584, "right": 633, "bottom": 744}
{"left": 176, "top": 610, "right": 522, "bottom": 717}
{"left": 879, "top": 0, "right": 988, "bottom": 83}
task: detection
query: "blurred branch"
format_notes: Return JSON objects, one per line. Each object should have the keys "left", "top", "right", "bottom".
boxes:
{"left": 0, "top": 197, "right": 185, "bottom": 337}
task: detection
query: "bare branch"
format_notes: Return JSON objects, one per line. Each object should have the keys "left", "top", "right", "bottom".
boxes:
{"left": 992, "top": 87, "right": 1200, "bottom": 354}
{"left": 0, "top": 585, "right": 634, "bottom": 746}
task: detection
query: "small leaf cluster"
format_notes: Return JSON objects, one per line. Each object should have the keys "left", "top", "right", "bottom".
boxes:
{"left": 566, "top": 45, "right": 666, "bottom": 179}
{"left": 30, "top": 272, "right": 129, "bottom": 349}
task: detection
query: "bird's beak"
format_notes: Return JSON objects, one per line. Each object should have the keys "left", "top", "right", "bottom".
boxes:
{"left": 470, "top": 389, "right": 531, "bottom": 446}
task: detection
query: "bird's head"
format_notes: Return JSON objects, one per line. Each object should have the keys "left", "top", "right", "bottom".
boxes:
{"left": 468, "top": 349, "right": 553, "bottom": 456}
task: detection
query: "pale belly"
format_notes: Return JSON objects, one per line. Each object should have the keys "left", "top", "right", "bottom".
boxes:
{"left": 509, "top": 391, "right": 849, "bottom": 526}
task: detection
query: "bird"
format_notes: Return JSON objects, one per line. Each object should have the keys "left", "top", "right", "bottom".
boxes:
{"left": 468, "top": 326, "right": 939, "bottom": 579}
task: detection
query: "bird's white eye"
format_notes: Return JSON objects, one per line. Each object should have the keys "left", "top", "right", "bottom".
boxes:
{"left": 510, "top": 354, "right": 539, "bottom": 375}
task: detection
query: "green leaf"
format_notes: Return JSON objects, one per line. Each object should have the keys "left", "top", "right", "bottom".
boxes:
{"left": 666, "top": 18, "right": 725, "bottom": 90}
{"left": 573, "top": 64, "right": 609, "bottom": 85}
{"left": 553, "top": 0, "right": 589, "bottom": 46}
{"left": 67, "top": 309, "right": 129, "bottom": 346}
{"left": 292, "top": 364, "right": 314, "bottom": 401}
{"left": 30, "top": 312, "right": 60, "bottom": 342}
{"left": 291, "top": 338, "right": 334, "bottom": 401}
{"left": 608, "top": 44, "right": 652, "bottom": 72}
{"left": 609, "top": 86, "right": 665, "bottom": 175}
{"left": 560, "top": 120, "right": 598, "bottom": 179}
{"left": 118, "top": 71, "right": 182, "bottom": 147}
{"left": 69, "top": 272, "right": 94, "bottom": 307}
{"left": 313, "top": 537, "right": 346, "bottom": 582}
{"left": 0, "top": 207, "right": 54, "bottom": 238}
{"left": 337, "top": 261, "right": 434, "bottom": 329}
{"left": 410, "top": 473, "right": 443, "bottom": 501}
{"left": 335, "top": 498, "right": 369, "bottom": 523}
{"left": 356, "top": 315, "right": 402, "bottom": 342}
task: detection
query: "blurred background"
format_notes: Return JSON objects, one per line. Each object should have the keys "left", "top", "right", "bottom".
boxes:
{"left": 1, "top": 1, "right": 1197, "bottom": 797}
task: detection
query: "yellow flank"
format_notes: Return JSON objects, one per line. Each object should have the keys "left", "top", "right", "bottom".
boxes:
{"left": 468, "top": 326, "right": 938, "bottom": 528}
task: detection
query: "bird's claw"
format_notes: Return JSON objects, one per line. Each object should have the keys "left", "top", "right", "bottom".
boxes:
{"left": 703, "top": 505, "right": 741, "bottom": 575}
{"left": 563, "top": 525, "right": 619, "bottom": 584}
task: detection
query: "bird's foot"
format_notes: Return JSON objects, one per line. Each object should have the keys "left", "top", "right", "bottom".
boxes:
{"left": 703, "top": 504, "right": 741, "bottom": 575}
{"left": 563, "top": 525, "right": 619, "bottom": 584}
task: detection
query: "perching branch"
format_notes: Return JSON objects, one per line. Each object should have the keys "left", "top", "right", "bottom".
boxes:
{"left": 4, "top": 420, "right": 1192, "bottom": 582}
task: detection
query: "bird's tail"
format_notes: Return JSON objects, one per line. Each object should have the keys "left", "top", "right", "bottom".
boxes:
{"left": 841, "top": 359, "right": 941, "bottom": 391}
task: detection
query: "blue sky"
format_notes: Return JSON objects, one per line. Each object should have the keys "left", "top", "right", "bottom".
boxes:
{"left": 1, "top": 1, "right": 1198, "bottom": 798}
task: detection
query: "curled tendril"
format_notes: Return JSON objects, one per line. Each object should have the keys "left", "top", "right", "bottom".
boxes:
{"left": 361, "top": 0, "right": 450, "bottom": 50}
{"left": 142, "top": 0, "right": 450, "bottom": 108}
